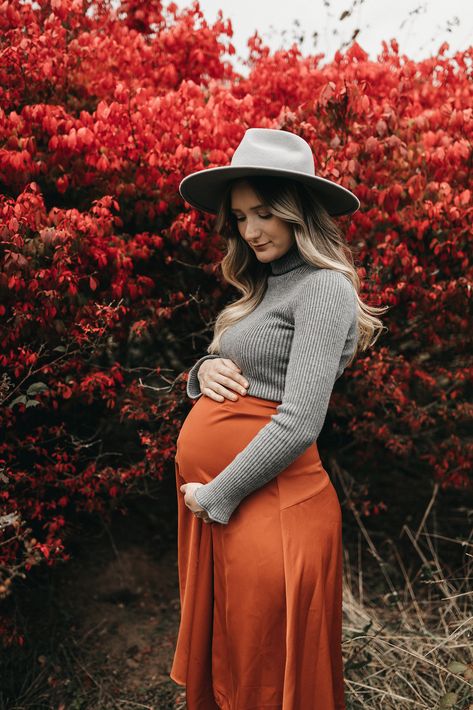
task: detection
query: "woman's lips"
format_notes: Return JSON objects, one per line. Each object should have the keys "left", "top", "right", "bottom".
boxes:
{"left": 254, "top": 243, "right": 270, "bottom": 250}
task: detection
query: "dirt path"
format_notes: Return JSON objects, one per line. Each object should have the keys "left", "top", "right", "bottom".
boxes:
{"left": 3, "top": 493, "right": 186, "bottom": 710}
{"left": 52, "top": 542, "right": 185, "bottom": 709}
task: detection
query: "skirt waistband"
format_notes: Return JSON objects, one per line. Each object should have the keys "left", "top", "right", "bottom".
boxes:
{"left": 213, "top": 392, "right": 282, "bottom": 412}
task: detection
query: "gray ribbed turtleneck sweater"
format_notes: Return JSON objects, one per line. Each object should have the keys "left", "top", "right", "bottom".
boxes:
{"left": 185, "top": 243, "right": 358, "bottom": 524}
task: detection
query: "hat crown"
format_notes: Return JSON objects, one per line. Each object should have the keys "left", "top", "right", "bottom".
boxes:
{"left": 231, "top": 128, "right": 315, "bottom": 176}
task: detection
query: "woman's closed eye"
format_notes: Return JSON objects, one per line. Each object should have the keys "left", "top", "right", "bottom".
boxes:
{"left": 234, "top": 214, "right": 272, "bottom": 222}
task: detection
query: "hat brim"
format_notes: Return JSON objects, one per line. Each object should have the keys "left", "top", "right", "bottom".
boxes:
{"left": 179, "top": 165, "right": 360, "bottom": 217}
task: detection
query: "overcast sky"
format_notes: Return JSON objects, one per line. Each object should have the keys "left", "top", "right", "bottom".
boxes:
{"left": 175, "top": 0, "right": 472, "bottom": 76}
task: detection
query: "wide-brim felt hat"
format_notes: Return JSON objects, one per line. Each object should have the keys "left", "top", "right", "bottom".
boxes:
{"left": 179, "top": 127, "right": 360, "bottom": 217}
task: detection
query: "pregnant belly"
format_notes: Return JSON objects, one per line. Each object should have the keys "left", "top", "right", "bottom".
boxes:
{"left": 175, "top": 393, "right": 280, "bottom": 485}
{"left": 175, "top": 393, "right": 330, "bottom": 510}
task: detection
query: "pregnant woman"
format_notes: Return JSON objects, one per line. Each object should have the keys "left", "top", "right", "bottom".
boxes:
{"left": 170, "top": 128, "right": 385, "bottom": 709}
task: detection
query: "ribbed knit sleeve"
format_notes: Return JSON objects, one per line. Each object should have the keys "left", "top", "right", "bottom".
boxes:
{"left": 193, "top": 270, "right": 357, "bottom": 524}
{"left": 186, "top": 353, "right": 222, "bottom": 399}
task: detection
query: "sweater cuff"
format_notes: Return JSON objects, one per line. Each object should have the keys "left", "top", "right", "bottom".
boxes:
{"left": 186, "top": 354, "right": 221, "bottom": 399}
{"left": 193, "top": 482, "right": 235, "bottom": 524}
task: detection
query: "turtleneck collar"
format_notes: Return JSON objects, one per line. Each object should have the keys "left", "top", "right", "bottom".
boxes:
{"left": 269, "top": 243, "right": 307, "bottom": 275}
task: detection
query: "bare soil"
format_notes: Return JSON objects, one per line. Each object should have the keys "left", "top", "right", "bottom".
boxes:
{"left": 1, "top": 483, "right": 186, "bottom": 710}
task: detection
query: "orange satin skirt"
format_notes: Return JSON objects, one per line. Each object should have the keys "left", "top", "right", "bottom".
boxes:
{"left": 170, "top": 393, "right": 346, "bottom": 710}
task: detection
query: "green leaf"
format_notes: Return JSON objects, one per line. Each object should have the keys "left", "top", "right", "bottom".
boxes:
{"left": 439, "top": 692, "right": 458, "bottom": 708}
{"left": 447, "top": 661, "right": 467, "bottom": 674}
{"left": 8, "top": 395, "right": 27, "bottom": 408}
{"left": 26, "top": 382, "right": 48, "bottom": 395}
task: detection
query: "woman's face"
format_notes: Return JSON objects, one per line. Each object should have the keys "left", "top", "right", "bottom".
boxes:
{"left": 230, "top": 180, "right": 295, "bottom": 263}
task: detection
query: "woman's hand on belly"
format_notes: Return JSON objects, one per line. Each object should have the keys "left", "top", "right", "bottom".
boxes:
{"left": 180, "top": 482, "right": 213, "bottom": 523}
{"left": 198, "top": 357, "right": 249, "bottom": 402}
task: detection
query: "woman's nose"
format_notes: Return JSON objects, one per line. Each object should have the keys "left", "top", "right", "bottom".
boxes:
{"left": 245, "top": 221, "right": 261, "bottom": 239}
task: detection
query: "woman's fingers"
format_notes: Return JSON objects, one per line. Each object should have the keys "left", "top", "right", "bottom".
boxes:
{"left": 220, "top": 361, "right": 249, "bottom": 389}
{"left": 202, "top": 384, "right": 237, "bottom": 402}
{"left": 200, "top": 360, "right": 249, "bottom": 401}
{"left": 180, "top": 483, "right": 213, "bottom": 522}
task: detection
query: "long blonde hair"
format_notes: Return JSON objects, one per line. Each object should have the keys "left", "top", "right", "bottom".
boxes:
{"left": 205, "top": 176, "right": 389, "bottom": 368}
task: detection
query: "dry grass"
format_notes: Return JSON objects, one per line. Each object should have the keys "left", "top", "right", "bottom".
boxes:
{"left": 337, "top": 470, "right": 473, "bottom": 710}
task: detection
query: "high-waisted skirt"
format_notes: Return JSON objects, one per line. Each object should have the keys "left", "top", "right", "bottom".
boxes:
{"left": 169, "top": 392, "right": 346, "bottom": 710}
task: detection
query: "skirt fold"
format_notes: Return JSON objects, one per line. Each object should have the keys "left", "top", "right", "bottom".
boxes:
{"left": 277, "top": 484, "right": 345, "bottom": 710}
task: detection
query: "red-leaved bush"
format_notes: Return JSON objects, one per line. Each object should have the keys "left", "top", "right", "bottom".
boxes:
{"left": 0, "top": 0, "right": 472, "bottom": 645}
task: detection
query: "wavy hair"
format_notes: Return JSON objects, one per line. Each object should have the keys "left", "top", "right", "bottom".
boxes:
{"left": 205, "top": 175, "right": 389, "bottom": 368}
